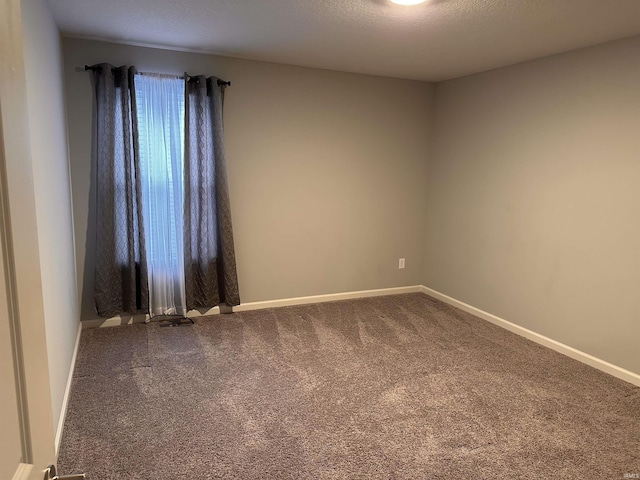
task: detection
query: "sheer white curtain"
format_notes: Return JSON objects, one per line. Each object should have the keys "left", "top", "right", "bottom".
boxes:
{"left": 135, "top": 73, "right": 187, "bottom": 317}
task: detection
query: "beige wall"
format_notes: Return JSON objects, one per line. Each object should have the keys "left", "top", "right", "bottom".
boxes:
{"left": 63, "top": 38, "right": 434, "bottom": 320}
{"left": 424, "top": 36, "right": 640, "bottom": 374}
{"left": 21, "top": 0, "right": 79, "bottom": 443}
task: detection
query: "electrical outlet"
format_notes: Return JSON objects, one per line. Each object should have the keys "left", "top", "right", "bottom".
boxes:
{"left": 399, "top": 258, "right": 405, "bottom": 269}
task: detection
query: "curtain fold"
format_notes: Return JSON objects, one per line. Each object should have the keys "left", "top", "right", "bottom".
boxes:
{"left": 184, "top": 76, "right": 240, "bottom": 308}
{"left": 92, "top": 64, "right": 149, "bottom": 316}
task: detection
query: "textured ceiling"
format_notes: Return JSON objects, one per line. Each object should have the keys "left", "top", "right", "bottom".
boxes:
{"left": 47, "top": 0, "right": 640, "bottom": 81}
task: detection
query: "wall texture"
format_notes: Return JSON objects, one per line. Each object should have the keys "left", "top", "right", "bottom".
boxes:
{"left": 424, "top": 35, "right": 640, "bottom": 374}
{"left": 21, "top": 0, "right": 79, "bottom": 438}
{"left": 63, "top": 38, "right": 434, "bottom": 320}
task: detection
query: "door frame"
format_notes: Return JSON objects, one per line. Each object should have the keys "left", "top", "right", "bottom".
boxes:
{"left": 0, "top": 104, "right": 34, "bottom": 480}
{"left": 1, "top": 0, "right": 58, "bottom": 478}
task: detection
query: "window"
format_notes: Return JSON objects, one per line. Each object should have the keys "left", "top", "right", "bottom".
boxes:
{"left": 91, "top": 63, "right": 239, "bottom": 317}
{"left": 134, "top": 74, "right": 187, "bottom": 317}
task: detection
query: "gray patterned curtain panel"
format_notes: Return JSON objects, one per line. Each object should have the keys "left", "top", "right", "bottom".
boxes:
{"left": 91, "top": 64, "right": 150, "bottom": 316}
{"left": 184, "top": 76, "right": 240, "bottom": 308}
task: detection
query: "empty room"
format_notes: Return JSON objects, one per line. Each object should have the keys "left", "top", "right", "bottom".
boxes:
{"left": 1, "top": 0, "right": 639, "bottom": 478}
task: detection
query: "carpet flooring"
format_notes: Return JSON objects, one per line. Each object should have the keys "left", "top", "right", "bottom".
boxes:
{"left": 58, "top": 293, "right": 639, "bottom": 479}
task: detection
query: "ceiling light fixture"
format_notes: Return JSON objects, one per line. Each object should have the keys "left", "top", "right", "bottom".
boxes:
{"left": 390, "top": 0, "right": 427, "bottom": 5}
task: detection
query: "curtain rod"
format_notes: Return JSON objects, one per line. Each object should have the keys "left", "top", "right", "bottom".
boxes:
{"left": 83, "top": 65, "right": 231, "bottom": 87}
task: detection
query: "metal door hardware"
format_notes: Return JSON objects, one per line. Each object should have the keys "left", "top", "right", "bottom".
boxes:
{"left": 44, "top": 464, "right": 86, "bottom": 480}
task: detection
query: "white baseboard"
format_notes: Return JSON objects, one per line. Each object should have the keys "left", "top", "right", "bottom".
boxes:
{"left": 55, "top": 321, "right": 82, "bottom": 456}
{"left": 77, "top": 283, "right": 639, "bottom": 387}
{"left": 82, "top": 287, "right": 421, "bottom": 328}
{"left": 420, "top": 286, "right": 640, "bottom": 387}
{"left": 11, "top": 464, "right": 32, "bottom": 480}
{"left": 82, "top": 306, "right": 222, "bottom": 329}
{"left": 81, "top": 313, "right": 150, "bottom": 329}
{"left": 232, "top": 285, "right": 423, "bottom": 312}
{"left": 186, "top": 306, "right": 221, "bottom": 318}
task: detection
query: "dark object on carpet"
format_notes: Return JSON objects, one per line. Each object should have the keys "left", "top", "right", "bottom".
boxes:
{"left": 58, "top": 293, "right": 640, "bottom": 479}
{"left": 157, "top": 316, "right": 195, "bottom": 328}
